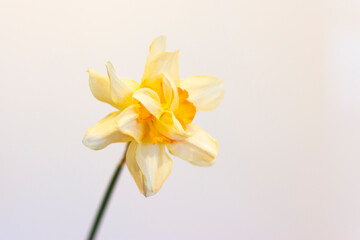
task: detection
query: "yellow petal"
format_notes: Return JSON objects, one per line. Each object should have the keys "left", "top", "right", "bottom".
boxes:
{"left": 132, "top": 88, "right": 163, "bottom": 119}
{"left": 125, "top": 141, "right": 148, "bottom": 196}
{"left": 142, "top": 51, "right": 180, "bottom": 88}
{"left": 116, "top": 105, "right": 146, "bottom": 142}
{"left": 135, "top": 141, "right": 173, "bottom": 197}
{"left": 86, "top": 69, "right": 119, "bottom": 109}
{"left": 153, "top": 111, "right": 188, "bottom": 141}
{"left": 105, "top": 61, "right": 140, "bottom": 109}
{"left": 82, "top": 111, "right": 131, "bottom": 150}
{"left": 180, "top": 75, "right": 224, "bottom": 111}
{"left": 167, "top": 124, "right": 218, "bottom": 166}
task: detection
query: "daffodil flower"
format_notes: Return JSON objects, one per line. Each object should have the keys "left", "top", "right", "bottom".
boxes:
{"left": 83, "top": 36, "right": 224, "bottom": 197}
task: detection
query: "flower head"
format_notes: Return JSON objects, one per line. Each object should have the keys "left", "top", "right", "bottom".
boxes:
{"left": 83, "top": 36, "right": 224, "bottom": 196}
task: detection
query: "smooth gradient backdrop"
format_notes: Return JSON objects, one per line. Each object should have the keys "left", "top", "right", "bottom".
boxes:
{"left": 1, "top": 0, "right": 360, "bottom": 239}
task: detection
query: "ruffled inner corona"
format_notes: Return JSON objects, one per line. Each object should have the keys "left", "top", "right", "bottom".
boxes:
{"left": 135, "top": 78, "right": 196, "bottom": 144}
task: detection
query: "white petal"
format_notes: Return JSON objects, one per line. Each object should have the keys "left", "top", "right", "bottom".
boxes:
{"left": 116, "top": 105, "right": 146, "bottom": 143}
{"left": 142, "top": 51, "right": 180, "bottom": 87}
{"left": 86, "top": 69, "right": 119, "bottom": 109}
{"left": 153, "top": 111, "right": 188, "bottom": 141}
{"left": 167, "top": 124, "right": 218, "bottom": 166}
{"left": 180, "top": 75, "right": 224, "bottom": 111}
{"left": 83, "top": 111, "right": 131, "bottom": 150}
{"left": 132, "top": 88, "right": 163, "bottom": 119}
{"left": 105, "top": 61, "right": 140, "bottom": 109}
{"left": 135, "top": 141, "right": 173, "bottom": 196}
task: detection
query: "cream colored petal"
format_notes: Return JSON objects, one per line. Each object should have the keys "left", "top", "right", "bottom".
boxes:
{"left": 86, "top": 69, "right": 119, "bottom": 109}
{"left": 167, "top": 124, "right": 218, "bottom": 166}
{"left": 116, "top": 105, "right": 146, "bottom": 142}
{"left": 82, "top": 111, "right": 131, "bottom": 150}
{"left": 105, "top": 61, "right": 140, "bottom": 109}
{"left": 126, "top": 141, "right": 148, "bottom": 196}
{"left": 142, "top": 51, "right": 180, "bottom": 87}
{"left": 162, "top": 74, "right": 179, "bottom": 110}
{"left": 180, "top": 75, "right": 224, "bottom": 111}
{"left": 132, "top": 88, "right": 163, "bottom": 119}
{"left": 147, "top": 36, "right": 166, "bottom": 61}
{"left": 153, "top": 111, "right": 188, "bottom": 141}
{"left": 135, "top": 141, "right": 173, "bottom": 197}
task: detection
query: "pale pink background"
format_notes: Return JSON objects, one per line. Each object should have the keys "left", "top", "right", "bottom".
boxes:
{"left": 1, "top": 0, "right": 360, "bottom": 239}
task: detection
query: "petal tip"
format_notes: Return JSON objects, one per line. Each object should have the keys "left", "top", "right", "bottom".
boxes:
{"left": 173, "top": 50, "right": 180, "bottom": 57}
{"left": 105, "top": 60, "right": 112, "bottom": 67}
{"left": 156, "top": 35, "right": 166, "bottom": 40}
{"left": 143, "top": 191, "right": 156, "bottom": 198}
{"left": 82, "top": 133, "right": 101, "bottom": 151}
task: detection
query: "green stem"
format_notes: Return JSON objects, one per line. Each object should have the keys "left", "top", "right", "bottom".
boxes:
{"left": 87, "top": 143, "right": 129, "bottom": 240}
